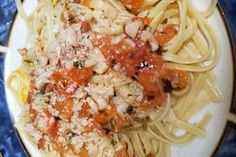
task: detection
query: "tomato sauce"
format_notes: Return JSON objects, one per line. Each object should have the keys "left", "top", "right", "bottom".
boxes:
{"left": 93, "top": 35, "right": 165, "bottom": 109}
{"left": 137, "top": 70, "right": 162, "bottom": 98}
{"left": 78, "top": 103, "right": 91, "bottom": 118}
{"left": 50, "top": 67, "right": 93, "bottom": 97}
{"left": 37, "top": 138, "right": 45, "bottom": 149}
{"left": 93, "top": 30, "right": 189, "bottom": 111}
{"left": 34, "top": 109, "right": 72, "bottom": 156}
{"left": 68, "top": 67, "right": 93, "bottom": 85}
{"left": 120, "top": 0, "right": 144, "bottom": 10}
{"left": 81, "top": 21, "right": 91, "bottom": 33}
{"left": 79, "top": 146, "right": 89, "bottom": 157}
{"left": 131, "top": 17, "right": 153, "bottom": 26}
{"left": 94, "top": 106, "right": 129, "bottom": 132}
{"left": 155, "top": 25, "right": 177, "bottom": 46}
{"left": 51, "top": 67, "right": 93, "bottom": 87}
{"left": 28, "top": 16, "right": 188, "bottom": 156}
{"left": 80, "top": 0, "right": 91, "bottom": 7}
{"left": 53, "top": 139, "right": 69, "bottom": 156}
{"left": 81, "top": 105, "right": 130, "bottom": 135}
{"left": 44, "top": 110, "right": 58, "bottom": 137}
{"left": 160, "top": 69, "right": 189, "bottom": 89}
{"left": 84, "top": 121, "right": 105, "bottom": 135}
{"left": 55, "top": 99, "right": 74, "bottom": 121}
{"left": 30, "top": 67, "right": 95, "bottom": 155}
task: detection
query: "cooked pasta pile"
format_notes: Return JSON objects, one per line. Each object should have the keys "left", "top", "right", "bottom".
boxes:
{"left": 8, "top": 0, "right": 221, "bottom": 156}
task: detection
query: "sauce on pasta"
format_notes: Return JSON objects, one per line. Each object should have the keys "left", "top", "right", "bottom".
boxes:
{"left": 9, "top": 0, "right": 221, "bottom": 156}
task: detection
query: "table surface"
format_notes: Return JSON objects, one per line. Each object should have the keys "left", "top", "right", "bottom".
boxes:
{"left": 0, "top": 0, "right": 236, "bottom": 157}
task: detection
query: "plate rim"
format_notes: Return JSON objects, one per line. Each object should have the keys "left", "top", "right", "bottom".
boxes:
{"left": 211, "top": 3, "right": 236, "bottom": 156}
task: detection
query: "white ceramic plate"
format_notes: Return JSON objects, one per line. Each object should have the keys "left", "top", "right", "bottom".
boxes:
{"left": 4, "top": 0, "right": 236, "bottom": 156}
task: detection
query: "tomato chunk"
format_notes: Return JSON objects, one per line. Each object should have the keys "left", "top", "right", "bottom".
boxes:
{"left": 78, "top": 103, "right": 91, "bottom": 118}
{"left": 132, "top": 17, "right": 152, "bottom": 26}
{"left": 137, "top": 70, "right": 161, "bottom": 95}
{"left": 79, "top": 147, "right": 89, "bottom": 157}
{"left": 68, "top": 67, "right": 93, "bottom": 85}
{"left": 50, "top": 67, "right": 93, "bottom": 97}
{"left": 51, "top": 67, "right": 93, "bottom": 86}
{"left": 120, "top": 0, "right": 144, "bottom": 10}
{"left": 37, "top": 138, "right": 45, "bottom": 149}
{"left": 160, "top": 69, "right": 189, "bottom": 89}
{"left": 81, "top": 21, "right": 91, "bottom": 32}
{"left": 55, "top": 99, "right": 74, "bottom": 121}
{"left": 80, "top": 0, "right": 91, "bottom": 7}
{"left": 156, "top": 25, "right": 177, "bottom": 46}
{"left": 34, "top": 109, "right": 58, "bottom": 137}
{"left": 94, "top": 106, "right": 129, "bottom": 131}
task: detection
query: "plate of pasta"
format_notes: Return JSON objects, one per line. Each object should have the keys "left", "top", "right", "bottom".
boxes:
{"left": 4, "top": 0, "right": 235, "bottom": 157}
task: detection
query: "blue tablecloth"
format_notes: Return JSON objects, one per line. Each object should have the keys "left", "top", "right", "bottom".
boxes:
{"left": 0, "top": 0, "right": 235, "bottom": 157}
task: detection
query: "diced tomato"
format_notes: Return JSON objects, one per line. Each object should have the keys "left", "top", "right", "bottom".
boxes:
{"left": 93, "top": 35, "right": 166, "bottom": 111}
{"left": 52, "top": 139, "right": 69, "bottom": 156}
{"left": 37, "top": 138, "right": 45, "bottom": 149}
{"left": 68, "top": 67, "right": 93, "bottom": 85}
{"left": 160, "top": 69, "right": 189, "bottom": 89}
{"left": 29, "top": 105, "right": 37, "bottom": 118}
{"left": 136, "top": 69, "right": 164, "bottom": 111}
{"left": 155, "top": 25, "right": 177, "bottom": 46}
{"left": 51, "top": 69, "right": 67, "bottom": 82}
{"left": 34, "top": 112, "right": 70, "bottom": 155}
{"left": 145, "top": 54, "right": 164, "bottom": 71}
{"left": 137, "top": 70, "right": 161, "bottom": 95}
{"left": 92, "top": 33, "right": 187, "bottom": 112}
{"left": 81, "top": 21, "right": 91, "bottom": 32}
{"left": 33, "top": 110, "right": 57, "bottom": 137}
{"left": 50, "top": 67, "right": 93, "bottom": 97}
{"left": 51, "top": 67, "right": 93, "bottom": 86}
{"left": 93, "top": 34, "right": 163, "bottom": 76}
{"left": 140, "top": 95, "right": 164, "bottom": 111}
{"left": 55, "top": 99, "right": 74, "bottom": 121}
{"left": 94, "top": 112, "right": 108, "bottom": 124}
{"left": 94, "top": 106, "right": 129, "bottom": 131}
{"left": 143, "top": 17, "right": 152, "bottom": 26}
{"left": 78, "top": 103, "right": 91, "bottom": 118}
{"left": 80, "top": 0, "right": 91, "bottom": 7}
{"left": 44, "top": 110, "right": 58, "bottom": 137}
{"left": 120, "top": 42, "right": 150, "bottom": 76}
{"left": 92, "top": 35, "right": 128, "bottom": 64}
{"left": 79, "top": 146, "right": 89, "bottom": 157}
{"left": 120, "top": 0, "right": 144, "bottom": 10}
{"left": 109, "top": 107, "right": 128, "bottom": 130}
{"left": 84, "top": 121, "right": 105, "bottom": 136}
{"left": 132, "top": 17, "right": 152, "bottom": 26}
